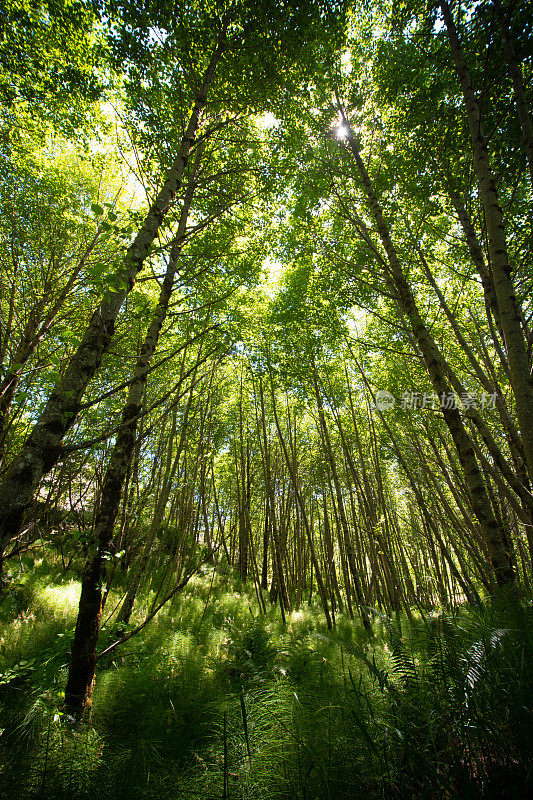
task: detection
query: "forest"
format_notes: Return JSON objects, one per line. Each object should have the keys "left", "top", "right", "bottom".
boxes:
{"left": 0, "top": 0, "right": 532, "bottom": 797}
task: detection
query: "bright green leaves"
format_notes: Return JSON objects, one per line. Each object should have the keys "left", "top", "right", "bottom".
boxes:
{"left": 0, "top": 0, "right": 107, "bottom": 138}
{"left": 89, "top": 204, "right": 137, "bottom": 252}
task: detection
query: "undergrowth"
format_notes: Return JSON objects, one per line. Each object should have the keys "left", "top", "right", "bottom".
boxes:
{"left": 0, "top": 562, "right": 531, "bottom": 799}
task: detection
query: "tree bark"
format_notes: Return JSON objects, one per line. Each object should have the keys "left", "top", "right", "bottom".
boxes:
{"left": 64, "top": 152, "right": 204, "bottom": 714}
{"left": 338, "top": 108, "right": 515, "bottom": 590}
{"left": 267, "top": 363, "right": 332, "bottom": 629}
{"left": 0, "top": 31, "right": 226, "bottom": 562}
{"left": 312, "top": 363, "right": 371, "bottom": 629}
{"left": 441, "top": 0, "right": 533, "bottom": 486}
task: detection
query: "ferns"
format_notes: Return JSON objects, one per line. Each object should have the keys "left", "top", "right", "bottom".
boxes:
{"left": 1, "top": 570, "right": 532, "bottom": 799}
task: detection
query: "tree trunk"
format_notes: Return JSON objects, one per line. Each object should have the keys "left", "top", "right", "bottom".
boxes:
{"left": 441, "top": 0, "right": 533, "bottom": 486}
{"left": 0, "top": 32, "right": 226, "bottom": 562}
{"left": 312, "top": 364, "right": 371, "bottom": 629}
{"left": 267, "top": 365, "right": 332, "bottom": 629}
{"left": 64, "top": 154, "right": 204, "bottom": 715}
{"left": 338, "top": 110, "right": 515, "bottom": 591}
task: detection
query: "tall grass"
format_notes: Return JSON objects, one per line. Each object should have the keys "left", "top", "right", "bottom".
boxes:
{"left": 0, "top": 563, "right": 531, "bottom": 799}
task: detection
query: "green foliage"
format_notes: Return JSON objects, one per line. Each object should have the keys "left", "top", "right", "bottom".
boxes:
{"left": 0, "top": 0, "right": 106, "bottom": 137}
{"left": 1, "top": 0, "right": 533, "bottom": 797}
{"left": 1, "top": 567, "right": 531, "bottom": 799}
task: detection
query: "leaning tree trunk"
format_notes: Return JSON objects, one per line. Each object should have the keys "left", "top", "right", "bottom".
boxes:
{"left": 0, "top": 230, "right": 100, "bottom": 469}
{"left": 440, "top": 0, "right": 533, "bottom": 487}
{"left": 0, "top": 31, "right": 226, "bottom": 566}
{"left": 115, "top": 365, "right": 202, "bottom": 629}
{"left": 338, "top": 108, "right": 515, "bottom": 591}
{"left": 64, "top": 152, "right": 205, "bottom": 715}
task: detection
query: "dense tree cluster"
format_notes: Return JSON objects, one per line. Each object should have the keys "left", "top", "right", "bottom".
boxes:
{"left": 0, "top": 0, "right": 532, "bottom": 741}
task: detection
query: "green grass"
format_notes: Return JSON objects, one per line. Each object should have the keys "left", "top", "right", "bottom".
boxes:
{"left": 0, "top": 562, "right": 532, "bottom": 799}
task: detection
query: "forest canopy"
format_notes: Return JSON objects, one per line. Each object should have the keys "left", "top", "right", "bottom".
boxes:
{"left": 0, "top": 0, "right": 532, "bottom": 797}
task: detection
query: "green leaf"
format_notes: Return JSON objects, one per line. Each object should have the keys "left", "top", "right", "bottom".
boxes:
{"left": 91, "top": 203, "right": 104, "bottom": 216}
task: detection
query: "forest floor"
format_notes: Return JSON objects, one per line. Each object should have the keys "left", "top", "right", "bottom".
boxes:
{"left": 0, "top": 556, "right": 532, "bottom": 799}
